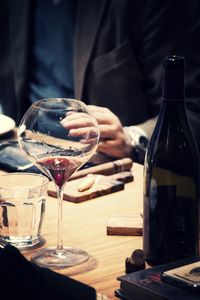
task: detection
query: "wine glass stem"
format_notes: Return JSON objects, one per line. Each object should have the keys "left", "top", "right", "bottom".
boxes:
{"left": 56, "top": 186, "right": 64, "bottom": 254}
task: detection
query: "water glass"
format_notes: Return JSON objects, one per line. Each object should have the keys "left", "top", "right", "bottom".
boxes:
{"left": 0, "top": 173, "right": 49, "bottom": 248}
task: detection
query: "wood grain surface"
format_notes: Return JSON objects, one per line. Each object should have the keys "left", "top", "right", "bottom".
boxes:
{"left": 0, "top": 162, "right": 143, "bottom": 299}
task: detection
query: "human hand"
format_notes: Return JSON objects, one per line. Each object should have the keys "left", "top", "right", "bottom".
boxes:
{"left": 88, "top": 105, "right": 133, "bottom": 158}
{"left": 60, "top": 110, "right": 99, "bottom": 149}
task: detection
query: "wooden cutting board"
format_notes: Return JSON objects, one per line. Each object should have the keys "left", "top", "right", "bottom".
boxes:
{"left": 48, "top": 171, "right": 133, "bottom": 203}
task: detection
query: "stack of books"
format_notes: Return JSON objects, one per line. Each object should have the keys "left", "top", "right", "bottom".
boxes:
{"left": 116, "top": 256, "right": 200, "bottom": 300}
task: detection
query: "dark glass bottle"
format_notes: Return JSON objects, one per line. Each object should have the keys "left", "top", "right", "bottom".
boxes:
{"left": 143, "top": 56, "right": 200, "bottom": 265}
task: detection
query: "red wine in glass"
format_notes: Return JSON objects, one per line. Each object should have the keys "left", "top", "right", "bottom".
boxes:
{"left": 37, "top": 156, "right": 81, "bottom": 189}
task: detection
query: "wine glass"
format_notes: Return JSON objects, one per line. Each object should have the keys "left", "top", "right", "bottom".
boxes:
{"left": 18, "top": 98, "right": 100, "bottom": 268}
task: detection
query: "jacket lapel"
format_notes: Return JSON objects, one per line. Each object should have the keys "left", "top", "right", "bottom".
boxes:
{"left": 74, "top": 0, "right": 108, "bottom": 100}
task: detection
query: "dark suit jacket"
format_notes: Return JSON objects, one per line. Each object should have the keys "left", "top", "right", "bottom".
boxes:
{"left": 0, "top": 0, "right": 200, "bottom": 147}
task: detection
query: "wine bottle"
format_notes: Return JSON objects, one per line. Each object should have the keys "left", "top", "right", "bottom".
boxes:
{"left": 143, "top": 55, "right": 200, "bottom": 265}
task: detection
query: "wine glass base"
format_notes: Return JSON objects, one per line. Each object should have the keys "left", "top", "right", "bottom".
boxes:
{"left": 31, "top": 246, "right": 89, "bottom": 268}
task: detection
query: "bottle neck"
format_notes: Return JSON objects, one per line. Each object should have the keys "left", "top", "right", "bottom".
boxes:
{"left": 162, "top": 69, "right": 184, "bottom": 101}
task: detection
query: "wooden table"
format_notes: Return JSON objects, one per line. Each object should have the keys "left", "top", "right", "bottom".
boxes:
{"left": 18, "top": 162, "right": 143, "bottom": 300}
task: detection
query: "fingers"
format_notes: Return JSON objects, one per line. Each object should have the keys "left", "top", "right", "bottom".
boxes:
{"left": 97, "top": 124, "right": 121, "bottom": 140}
{"left": 61, "top": 112, "right": 95, "bottom": 129}
{"left": 60, "top": 111, "right": 99, "bottom": 145}
{"left": 88, "top": 105, "right": 119, "bottom": 125}
{"left": 62, "top": 118, "right": 95, "bottom": 129}
{"left": 68, "top": 126, "right": 98, "bottom": 138}
{"left": 60, "top": 105, "right": 133, "bottom": 158}
{"left": 88, "top": 105, "right": 131, "bottom": 157}
{"left": 88, "top": 106, "right": 123, "bottom": 141}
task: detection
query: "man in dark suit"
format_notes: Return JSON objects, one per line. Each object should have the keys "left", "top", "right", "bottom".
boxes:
{"left": 0, "top": 0, "right": 200, "bottom": 160}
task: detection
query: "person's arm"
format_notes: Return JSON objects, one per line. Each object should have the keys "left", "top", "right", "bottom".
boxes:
{"left": 60, "top": 103, "right": 155, "bottom": 164}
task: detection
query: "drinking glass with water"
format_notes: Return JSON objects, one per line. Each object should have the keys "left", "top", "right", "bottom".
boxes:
{"left": 0, "top": 173, "right": 49, "bottom": 248}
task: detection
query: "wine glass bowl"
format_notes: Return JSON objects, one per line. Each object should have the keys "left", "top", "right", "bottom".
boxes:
{"left": 18, "top": 98, "right": 100, "bottom": 268}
